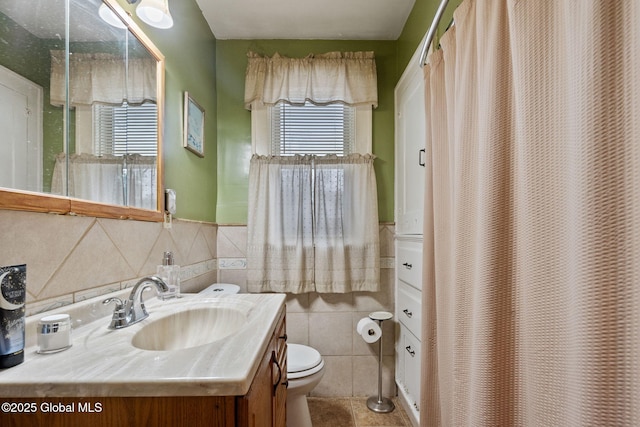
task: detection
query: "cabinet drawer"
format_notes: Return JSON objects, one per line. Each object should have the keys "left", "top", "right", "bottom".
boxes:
{"left": 403, "top": 328, "right": 421, "bottom": 411}
{"left": 396, "top": 241, "right": 422, "bottom": 290}
{"left": 397, "top": 281, "right": 422, "bottom": 339}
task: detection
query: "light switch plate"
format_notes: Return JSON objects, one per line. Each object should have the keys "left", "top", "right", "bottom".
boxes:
{"left": 165, "top": 189, "right": 176, "bottom": 215}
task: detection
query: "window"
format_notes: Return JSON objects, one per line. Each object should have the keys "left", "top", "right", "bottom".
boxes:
{"left": 251, "top": 102, "right": 372, "bottom": 155}
{"left": 271, "top": 102, "right": 355, "bottom": 155}
{"left": 248, "top": 102, "right": 379, "bottom": 293}
{"left": 269, "top": 102, "right": 356, "bottom": 245}
{"left": 93, "top": 102, "right": 158, "bottom": 156}
{"left": 246, "top": 51, "right": 379, "bottom": 293}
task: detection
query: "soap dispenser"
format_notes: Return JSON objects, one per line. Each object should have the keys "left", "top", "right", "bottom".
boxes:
{"left": 156, "top": 251, "right": 180, "bottom": 300}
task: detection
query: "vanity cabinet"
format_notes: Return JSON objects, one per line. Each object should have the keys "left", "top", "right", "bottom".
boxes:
{"left": 1, "top": 307, "right": 287, "bottom": 427}
{"left": 237, "top": 306, "right": 287, "bottom": 427}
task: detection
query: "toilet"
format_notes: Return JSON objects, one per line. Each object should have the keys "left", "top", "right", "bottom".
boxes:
{"left": 286, "top": 343, "right": 325, "bottom": 427}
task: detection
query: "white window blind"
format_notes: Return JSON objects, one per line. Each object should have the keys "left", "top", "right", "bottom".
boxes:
{"left": 271, "top": 102, "right": 355, "bottom": 155}
{"left": 93, "top": 102, "right": 158, "bottom": 156}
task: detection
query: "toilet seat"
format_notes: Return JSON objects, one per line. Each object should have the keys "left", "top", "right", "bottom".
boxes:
{"left": 288, "top": 344, "right": 324, "bottom": 380}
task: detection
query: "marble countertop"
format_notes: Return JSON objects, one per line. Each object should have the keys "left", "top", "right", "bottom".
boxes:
{"left": 0, "top": 293, "right": 286, "bottom": 398}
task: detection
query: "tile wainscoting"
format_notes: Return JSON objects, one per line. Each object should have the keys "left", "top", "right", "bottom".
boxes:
{"left": 0, "top": 209, "right": 397, "bottom": 398}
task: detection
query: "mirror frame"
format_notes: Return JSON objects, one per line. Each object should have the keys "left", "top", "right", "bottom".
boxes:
{"left": 0, "top": 0, "right": 165, "bottom": 222}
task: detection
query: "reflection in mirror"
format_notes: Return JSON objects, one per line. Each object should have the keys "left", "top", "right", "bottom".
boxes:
{"left": 0, "top": 0, "right": 162, "bottom": 214}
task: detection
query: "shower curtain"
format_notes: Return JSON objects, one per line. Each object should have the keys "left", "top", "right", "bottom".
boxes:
{"left": 421, "top": 1, "right": 640, "bottom": 426}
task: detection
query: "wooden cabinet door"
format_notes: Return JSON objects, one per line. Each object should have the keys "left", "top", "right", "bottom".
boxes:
{"left": 237, "top": 307, "right": 286, "bottom": 427}
{"left": 272, "top": 312, "right": 287, "bottom": 427}
{"left": 237, "top": 346, "right": 274, "bottom": 427}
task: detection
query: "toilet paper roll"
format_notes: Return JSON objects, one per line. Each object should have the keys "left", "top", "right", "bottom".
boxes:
{"left": 356, "top": 317, "right": 382, "bottom": 344}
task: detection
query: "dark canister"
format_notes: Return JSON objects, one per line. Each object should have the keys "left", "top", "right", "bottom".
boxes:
{"left": 0, "top": 264, "right": 26, "bottom": 368}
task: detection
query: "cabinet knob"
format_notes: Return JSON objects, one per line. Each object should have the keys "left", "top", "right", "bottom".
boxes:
{"left": 405, "top": 345, "right": 416, "bottom": 357}
{"left": 403, "top": 308, "right": 413, "bottom": 318}
{"left": 418, "top": 148, "right": 426, "bottom": 167}
{"left": 279, "top": 333, "right": 288, "bottom": 341}
{"left": 402, "top": 262, "right": 413, "bottom": 270}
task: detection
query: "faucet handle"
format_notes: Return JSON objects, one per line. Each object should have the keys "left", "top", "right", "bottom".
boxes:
{"left": 103, "top": 297, "right": 127, "bottom": 330}
{"left": 103, "top": 297, "right": 123, "bottom": 308}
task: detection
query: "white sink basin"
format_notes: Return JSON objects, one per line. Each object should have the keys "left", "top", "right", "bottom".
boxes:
{"left": 131, "top": 305, "right": 248, "bottom": 351}
{"left": 9, "top": 293, "right": 285, "bottom": 398}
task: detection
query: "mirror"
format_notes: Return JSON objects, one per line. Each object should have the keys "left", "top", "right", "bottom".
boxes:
{"left": 0, "top": 0, "right": 164, "bottom": 221}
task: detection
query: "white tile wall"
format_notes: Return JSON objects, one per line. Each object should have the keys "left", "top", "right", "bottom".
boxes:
{"left": 0, "top": 210, "right": 218, "bottom": 316}
{"left": 216, "top": 224, "right": 397, "bottom": 398}
{"left": 1, "top": 210, "right": 396, "bottom": 398}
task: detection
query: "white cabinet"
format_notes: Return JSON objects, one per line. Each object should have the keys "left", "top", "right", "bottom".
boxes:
{"left": 394, "top": 53, "right": 426, "bottom": 235}
{"left": 395, "top": 238, "right": 423, "bottom": 425}
{"left": 396, "top": 243, "right": 423, "bottom": 290}
{"left": 400, "top": 327, "right": 421, "bottom": 412}
{"left": 394, "top": 43, "right": 427, "bottom": 427}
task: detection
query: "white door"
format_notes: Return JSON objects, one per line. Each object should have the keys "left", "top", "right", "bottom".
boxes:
{"left": 0, "top": 65, "right": 43, "bottom": 192}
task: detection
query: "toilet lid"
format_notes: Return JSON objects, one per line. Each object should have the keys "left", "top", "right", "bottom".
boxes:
{"left": 287, "top": 344, "right": 322, "bottom": 373}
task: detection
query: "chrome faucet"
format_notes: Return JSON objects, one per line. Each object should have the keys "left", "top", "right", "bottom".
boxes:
{"left": 103, "top": 276, "right": 169, "bottom": 330}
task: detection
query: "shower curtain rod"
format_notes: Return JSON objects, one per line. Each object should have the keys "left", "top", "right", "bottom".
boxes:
{"left": 419, "top": 0, "right": 450, "bottom": 68}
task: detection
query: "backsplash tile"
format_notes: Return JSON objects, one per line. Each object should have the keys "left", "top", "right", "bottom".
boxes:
{"left": 40, "top": 222, "right": 136, "bottom": 300}
{"left": 25, "top": 294, "right": 75, "bottom": 317}
{"left": 0, "top": 211, "right": 93, "bottom": 300}
{"left": 98, "top": 217, "right": 161, "bottom": 274}
{"left": 218, "top": 258, "right": 247, "bottom": 269}
{"left": 0, "top": 210, "right": 218, "bottom": 309}
{"left": 74, "top": 282, "right": 122, "bottom": 302}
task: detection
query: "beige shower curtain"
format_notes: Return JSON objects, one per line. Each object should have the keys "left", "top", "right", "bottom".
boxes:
{"left": 421, "top": 1, "right": 640, "bottom": 426}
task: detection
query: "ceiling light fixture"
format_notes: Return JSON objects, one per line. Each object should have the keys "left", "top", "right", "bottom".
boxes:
{"left": 98, "top": 3, "right": 127, "bottom": 29}
{"left": 127, "top": 0, "right": 174, "bottom": 29}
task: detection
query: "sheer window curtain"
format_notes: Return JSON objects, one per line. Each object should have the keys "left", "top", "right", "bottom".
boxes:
{"left": 51, "top": 153, "right": 156, "bottom": 209}
{"left": 421, "top": 1, "right": 640, "bottom": 426}
{"left": 245, "top": 51, "right": 380, "bottom": 293}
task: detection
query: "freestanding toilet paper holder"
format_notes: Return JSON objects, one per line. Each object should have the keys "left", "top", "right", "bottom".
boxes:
{"left": 366, "top": 311, "right": 395, "bottom": 413}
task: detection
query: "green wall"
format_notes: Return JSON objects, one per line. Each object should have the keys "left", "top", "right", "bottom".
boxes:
{"left": 215, "top": 40, "right": 397, "bottom": 224}
{"left": 116, "top": 0, "right": 218, "bottom": 222}
{"left": 213, "top": 0, "right": 457, "bottom": 224}
{"left": 122, "top": 0, "right": 455, "bottom": 224}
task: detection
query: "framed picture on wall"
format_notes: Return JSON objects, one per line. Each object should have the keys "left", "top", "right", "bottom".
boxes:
{"left": 183, "top": 92, "right": 205, "bottom": 157}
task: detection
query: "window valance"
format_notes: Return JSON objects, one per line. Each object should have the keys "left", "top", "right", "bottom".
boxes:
{"left": 50, "top": 50, "right": 156, "bottom": 107}
{"left": 244, "top": 51, "right": 378, "bottom": 109}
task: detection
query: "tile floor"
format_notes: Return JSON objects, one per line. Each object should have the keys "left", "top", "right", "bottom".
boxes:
{"left": 308, "top": 397, "right": 412, "bottom": 427}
